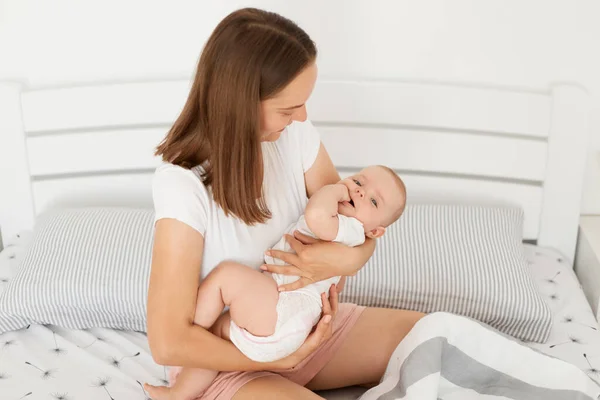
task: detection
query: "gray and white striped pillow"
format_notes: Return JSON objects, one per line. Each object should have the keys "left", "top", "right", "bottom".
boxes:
{"left": 340, "top": 204, "right": 553, "bottom": 343}
{"left": 0, "top": 207, "right": 153, "bottom": 333}
{"left": 0, "top": 234, "right": 34, "bottom": 332}
{"left": 0, "top": 205, "right": 551, "bottom": 343}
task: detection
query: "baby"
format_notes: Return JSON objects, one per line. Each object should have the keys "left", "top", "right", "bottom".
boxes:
{"left": 145, "top": 165, "right": 406, "bottom": 400}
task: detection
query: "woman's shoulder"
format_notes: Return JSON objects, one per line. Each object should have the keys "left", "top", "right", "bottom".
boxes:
{"left": 152, "top": 162, "right": 211, "bottom": 235}
{"left": 152, "top": 162, "right": 210, "bottom": 198}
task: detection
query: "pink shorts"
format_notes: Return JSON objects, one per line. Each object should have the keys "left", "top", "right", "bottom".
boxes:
{"left": 200, "top": 303, "right": 365, "bottom": 400}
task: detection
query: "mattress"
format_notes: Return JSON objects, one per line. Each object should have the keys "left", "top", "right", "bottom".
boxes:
{"left": 0, "top": 236, "right": 599, "bottom": 400}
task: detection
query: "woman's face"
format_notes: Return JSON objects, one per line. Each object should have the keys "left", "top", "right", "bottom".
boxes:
{"left": 259, "top": 63, "right": 318, "bottom": 142}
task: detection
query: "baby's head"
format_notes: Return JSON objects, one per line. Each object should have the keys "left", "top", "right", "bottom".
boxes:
{"left": 338, "top": 165, "right": 406, "bottom": 239}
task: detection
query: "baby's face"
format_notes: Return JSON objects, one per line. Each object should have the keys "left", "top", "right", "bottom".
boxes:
{"left": 338, "top": 166, "right": 405, "bottom": 237}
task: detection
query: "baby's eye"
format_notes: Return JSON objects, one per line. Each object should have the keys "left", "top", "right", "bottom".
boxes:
{"left": 371, "top": 198, "right": 378, "bottom": 207}
{"left": 353, "top": 179, "right": 362, "bottom": 186}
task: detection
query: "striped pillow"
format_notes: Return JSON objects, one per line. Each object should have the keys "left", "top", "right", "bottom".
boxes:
{"left": 0, "top": 205, "right": 552, "bottom": 343}
{"left": 0, "top": 237, "right": 32, "bottom": 333}
{"left": 0, "top": 207, "right": 153, "bottom": 333}
{"left": 339, "top": 204, "right": 553, "bottom": 343}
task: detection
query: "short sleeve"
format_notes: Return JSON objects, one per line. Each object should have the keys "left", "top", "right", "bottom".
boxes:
{"left": 289, "top": 120, "right": 321, "bottom": 172}
{"left": 334, "top": 215, "right": 366, "bottom": 247}
{"left": 152, "top": 163, "right": 209, "bottom": 236}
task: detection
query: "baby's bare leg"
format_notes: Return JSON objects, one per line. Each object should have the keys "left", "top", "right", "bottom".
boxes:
{"left": 146, "top": 263, "right": 279, "bottom": 400}
{"left": 210, "top": 311, "right": 232, "bottom": 341}
{"left": 194, "top": 261, "right": 279, "bottom": 335}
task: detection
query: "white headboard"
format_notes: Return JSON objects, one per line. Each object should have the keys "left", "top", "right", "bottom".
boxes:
{"left": 0, "top": 78, "right": 590, "bottom": 262}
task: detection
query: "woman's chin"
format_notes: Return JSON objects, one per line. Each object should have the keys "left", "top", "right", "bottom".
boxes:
{"left": 261, "top": 131, "right": 283, "bottom": 142}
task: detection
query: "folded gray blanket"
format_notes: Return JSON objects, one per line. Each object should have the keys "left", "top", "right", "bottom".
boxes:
{"left": 359, "top": 313, "right": 600, "bottom": 400}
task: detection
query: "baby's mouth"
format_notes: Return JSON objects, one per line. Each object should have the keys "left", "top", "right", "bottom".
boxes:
{"left": 349, "top": 199, "right": 355, "bottom": 208}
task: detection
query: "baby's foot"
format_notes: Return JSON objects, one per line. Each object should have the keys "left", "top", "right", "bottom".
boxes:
{"left": 144, "top": 383, "right": 172, "bottom": 400}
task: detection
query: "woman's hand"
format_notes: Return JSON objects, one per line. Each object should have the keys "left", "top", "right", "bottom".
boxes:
{"left": 260, "top": 230, "right": 375, "bottom": 292}
{"left": 267, "top": 284, "right": 339, "bottom": 371}
{"left": 261, "top": 232, "right": 328, "bottom": 291}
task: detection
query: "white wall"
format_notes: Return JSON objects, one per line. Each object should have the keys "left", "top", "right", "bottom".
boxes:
{"left": 1, "top": 0, "right": 599, "bottom": 213}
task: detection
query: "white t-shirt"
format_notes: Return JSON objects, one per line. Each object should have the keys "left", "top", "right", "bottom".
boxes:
{"left": 152, "top": 120, "right": 322, "bottom": 278}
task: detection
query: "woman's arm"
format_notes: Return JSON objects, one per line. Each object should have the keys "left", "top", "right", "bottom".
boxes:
{"left": 148, "top": 219, "right": 252, "bottom": 370}
{"left": 263, "top": 232, "right": 375, "bottom": 290}
{"left": 147, "top": 218, "right": 335, "bottom": 370}
{"left": 337, "top": 276, "right": 347, "bottom": 293}
{"left": 304, "top": 143, "right": 341, "bottom": 198}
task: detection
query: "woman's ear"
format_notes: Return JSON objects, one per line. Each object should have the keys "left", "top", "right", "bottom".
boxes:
{"left": 366, "top": 226, "right": 385, "bottom": 239}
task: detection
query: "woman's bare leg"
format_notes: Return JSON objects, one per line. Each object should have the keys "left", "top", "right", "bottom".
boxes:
{"left": 233, "top": 375, "right": 325, "bottom": 400}
{"left": 306, "top": 307, "right": 424, "bottom": 390}
{"left": 232, "top": 307, "right": 423, "bottom": 399}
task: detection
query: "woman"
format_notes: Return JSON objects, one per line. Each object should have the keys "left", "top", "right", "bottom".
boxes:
{"left": 147, "top": 7, "right": 423, "bottom": 399}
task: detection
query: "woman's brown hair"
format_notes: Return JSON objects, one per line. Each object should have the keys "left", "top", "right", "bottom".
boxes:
{"left": 155, "top": 8, "right": 317, "bottom": 225}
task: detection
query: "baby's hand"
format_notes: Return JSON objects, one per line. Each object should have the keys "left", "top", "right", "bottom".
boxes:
{"left": 335, "top": 183, "right": 351, "bottom": 203}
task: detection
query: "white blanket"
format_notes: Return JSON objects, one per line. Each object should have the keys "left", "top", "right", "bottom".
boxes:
{"left": 359, "top": 312, "right": 600, "bottom": 400}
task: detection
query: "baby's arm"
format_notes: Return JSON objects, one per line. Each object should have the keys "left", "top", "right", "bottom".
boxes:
{"left": 304, "top": 183, "right": 350, "bottom": 241}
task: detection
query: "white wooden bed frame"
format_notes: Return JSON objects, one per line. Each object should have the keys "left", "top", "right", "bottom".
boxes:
{"left": 0, "top": 78, "right": 591, "bottom": 263}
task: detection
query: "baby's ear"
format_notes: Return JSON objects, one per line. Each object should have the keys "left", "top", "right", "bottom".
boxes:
{"left": 366, "top": 226, "right": 385, "bottom": 239}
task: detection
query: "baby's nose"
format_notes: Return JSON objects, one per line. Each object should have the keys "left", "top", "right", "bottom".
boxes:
{"left": 355, "top": 187, "right": 364, "bottom": 197}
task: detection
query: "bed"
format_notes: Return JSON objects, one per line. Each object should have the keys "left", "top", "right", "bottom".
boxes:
{"left": 0, "top": 78, "right": 595, "bottom": 399}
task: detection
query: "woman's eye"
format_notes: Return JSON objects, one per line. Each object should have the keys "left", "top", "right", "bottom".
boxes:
{"left": 281, "top": 112, "right": 293, "bottom": 117}
{"left": 371, "top": 198, "right": 378, "bottom": 207}
{"left": 353, "top": 179, "right": 361, "bottom": 186}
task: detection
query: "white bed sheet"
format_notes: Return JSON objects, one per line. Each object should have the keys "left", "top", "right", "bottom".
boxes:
{"left": 1, "top": 236, "right": 599, "bottom": 400}
{"left": 522, "top": 244, "right": 600, "bottom": 381}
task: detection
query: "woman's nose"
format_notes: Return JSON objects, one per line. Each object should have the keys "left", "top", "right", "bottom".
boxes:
{"left": 292, "top": 105, "right": 307, "bottom": 122}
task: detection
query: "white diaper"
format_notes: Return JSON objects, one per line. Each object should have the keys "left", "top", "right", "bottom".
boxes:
{"left": 229, "top": 291, "right": 322, "bottom": 362}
